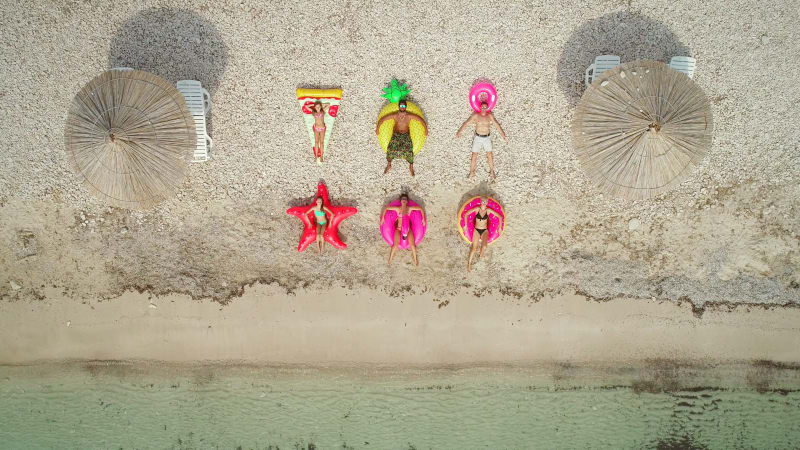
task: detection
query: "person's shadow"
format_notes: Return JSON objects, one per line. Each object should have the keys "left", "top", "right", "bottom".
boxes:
{"left": 557, "top": 12, "right": 692, "bottom": 107}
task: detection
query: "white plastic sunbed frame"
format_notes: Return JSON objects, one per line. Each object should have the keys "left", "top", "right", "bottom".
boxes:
{"left": 585, "top": 55, "right": 621, "bottom": 86}
{"left": 669, "top": 56, "right": 697, "bottom": 79}
{"left": 177, "top": 80, "right": 213, "bottom": 163}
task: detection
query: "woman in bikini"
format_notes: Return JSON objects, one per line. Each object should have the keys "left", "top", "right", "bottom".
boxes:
{"left": 310, "top": 197, "right": 333, "bottom": 253}
{"left": 465, "top": 197, "right": 499, "bottom": 272}
{"left": 380, "top": 193, "right": 426, "bottom": 266}
{"left": 311, "top": 101, "right": 331, "bottom": 162}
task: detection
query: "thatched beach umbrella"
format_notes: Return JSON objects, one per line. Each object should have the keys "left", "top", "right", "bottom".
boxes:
{"left": 572, "top": 60, "right": 713, "bottom": 200}
{"left": 64, "top": 69, "right": 195, "bottom": 209}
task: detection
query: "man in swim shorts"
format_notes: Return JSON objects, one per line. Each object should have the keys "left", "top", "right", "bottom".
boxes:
{"left": 376, "top": 100, "right": 428, "bottom": 177}
{"left": 456, "top": 102, "right": 507, "bottom": 179}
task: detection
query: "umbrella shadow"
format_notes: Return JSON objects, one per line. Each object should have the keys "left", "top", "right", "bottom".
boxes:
{"left": 109, "top": 8, "right": 229, "bottom": 137}
{"left": 557, "top": 11, "right": 692, "bottom": 107}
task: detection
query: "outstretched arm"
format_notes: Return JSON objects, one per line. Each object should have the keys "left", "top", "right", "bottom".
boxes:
{"left": 380, "top": 206, "right": 398, "bottom": 225}
{"left": 375, "top": 113, "right": 396, "bottom": 134}
{"left": 302, "top": 209, "right": 314, "bottom": 226}
{"left": 456, "top": 114, "right": 475, "bottom": 138}
{"left": 407, "top": 113, "right": 428, "bottom": 136}
{"left": 490, "top": 113, "right": 507, "bottom": 141}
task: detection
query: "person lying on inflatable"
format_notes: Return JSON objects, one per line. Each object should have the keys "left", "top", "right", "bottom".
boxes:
{"left": 375, "top": 80, "right": 428, "bottom": 177}
{"left": 310, "top": 197, "right": 334, "bottom": 253}
{"left": 456, "top": 83, "right": 507, "bottom": 180}
{"left": 286, "top": 181, "right": 357, "bottom": 253}
{"left": 380, "top": 193, "right": 427, "bottom": 266}
{"left": 463, "top": 196, "right": 503, "bottom": 272}
{"left": 310, "top": 101, "right": 332, "bottom": 163}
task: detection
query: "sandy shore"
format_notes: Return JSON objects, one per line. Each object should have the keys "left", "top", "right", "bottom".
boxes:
{"left": 2, "top": 285, "right": 799, "bottom": 365}
{"left": 0, "top": 0, "right": 799, "bottom": 375}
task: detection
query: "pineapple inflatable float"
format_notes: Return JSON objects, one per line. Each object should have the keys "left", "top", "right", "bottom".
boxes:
{"left": 376, "top": 80, "right": 427, "bottom": 155}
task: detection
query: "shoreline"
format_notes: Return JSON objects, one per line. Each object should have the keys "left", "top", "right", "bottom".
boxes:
{"left": 2, "top": 285, "right": 799, "bottom": 366}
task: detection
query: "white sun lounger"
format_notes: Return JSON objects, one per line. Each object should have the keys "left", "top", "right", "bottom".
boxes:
{"left": 669, "top": 56, "right": 697, "bottom": 79}
{"left": 177, "top": 80, "right": 213, "bottom": 163}
{"left": 585, "top": 55, "right": 621, "bottom": 87}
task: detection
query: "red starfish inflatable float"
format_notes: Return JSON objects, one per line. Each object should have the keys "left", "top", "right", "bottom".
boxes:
{"left": 286, "top": 181, "right": 357, "bottom": 252}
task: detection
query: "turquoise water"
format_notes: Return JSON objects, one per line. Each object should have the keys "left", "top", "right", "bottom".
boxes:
{"left": 1, "top": 363, "right": 800, "bottom": 449}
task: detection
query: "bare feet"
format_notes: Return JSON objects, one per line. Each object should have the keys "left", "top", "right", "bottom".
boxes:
{"left": 409, "top": 164, "right": 415, "bottom": 177}
{"left": 468, "top": 170, "right": 475, "bottom": 178}
{"left": 467, "top": 264, "right": 472, "bottom": 272}
{"left": 384, "top": 162, "right": 391, "bottom": 174}
{"left": 490, "top": 170, "right": 497, "bottom": 180}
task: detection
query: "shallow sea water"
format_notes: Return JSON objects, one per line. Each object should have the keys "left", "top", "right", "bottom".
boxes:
{"left": 1, "top": 363, "right": 799, "bottom": 449}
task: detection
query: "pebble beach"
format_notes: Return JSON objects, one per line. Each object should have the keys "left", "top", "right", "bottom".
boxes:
{"left": 1, "top": 0, "right": 798, "bottom": 318}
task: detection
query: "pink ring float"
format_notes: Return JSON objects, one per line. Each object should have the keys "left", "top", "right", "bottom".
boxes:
{"left": 458, "top": 196, "right": 505, "bottom": 244}
{"left": 469, "top": 82, "right": 497, "bottom": 112}
{"left": 380, "top": 200, "right": 426, "bottom": 249}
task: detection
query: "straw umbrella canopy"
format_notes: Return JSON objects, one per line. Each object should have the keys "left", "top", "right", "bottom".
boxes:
{"left": 572, "top": 60, "right": 713, "bottom": 200}
{"left": 64, "top": 69, "right": 195, "bottom": 209}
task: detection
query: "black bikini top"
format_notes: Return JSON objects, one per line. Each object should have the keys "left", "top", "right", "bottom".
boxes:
{"left": 475, "top": 212, "right": 489, "bottom": 221}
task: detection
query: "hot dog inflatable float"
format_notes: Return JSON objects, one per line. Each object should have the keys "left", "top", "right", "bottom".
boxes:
{"left": 286, "top": 181, "right": 357, "bottom": 252}
{"left": 380, "top": 199, "right": 427, "bottom": 249}
{"left": 457, "top": 196, "right": 505, "bottom": 244}
{"left": 377, "top": 80, "right": 427, "bottom": 155}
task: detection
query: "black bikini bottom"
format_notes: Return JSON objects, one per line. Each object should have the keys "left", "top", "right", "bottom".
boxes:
{"left": 475, "top": 228, "right": 487, "bottom": 236}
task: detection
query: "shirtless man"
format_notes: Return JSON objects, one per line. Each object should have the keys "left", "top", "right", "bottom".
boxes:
{"left": 456, "top": 102, "right": 507, "bottom": 179}
{"left": 376, "top": 100, "right": 428, "bottom": 176}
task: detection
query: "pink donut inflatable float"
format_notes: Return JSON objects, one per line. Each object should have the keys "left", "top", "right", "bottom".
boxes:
{"left": 458, "top": 196, "right": 505, "bottom": 244}
{"left": 380, "top": 200, "right": 426, "bottom": 249}
{"left": 469, "top": 82, "right": 497, "bottom": 112}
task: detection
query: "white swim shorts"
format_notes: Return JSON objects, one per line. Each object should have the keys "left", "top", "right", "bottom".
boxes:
{"left": 471, "top": 133, "right": 493, "bottom": 153}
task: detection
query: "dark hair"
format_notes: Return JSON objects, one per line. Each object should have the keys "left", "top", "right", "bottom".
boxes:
{"left": 398, "top": 100, "right": 407, "bottom": 108}
{"left": 399, "top": 193, "right": 409, "bottom": 200}
{"left": 480, "top": 101, "right": 488, "bottom": 109}
{"left": 313, "top": 100, "right": 323, "bottom": 111}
